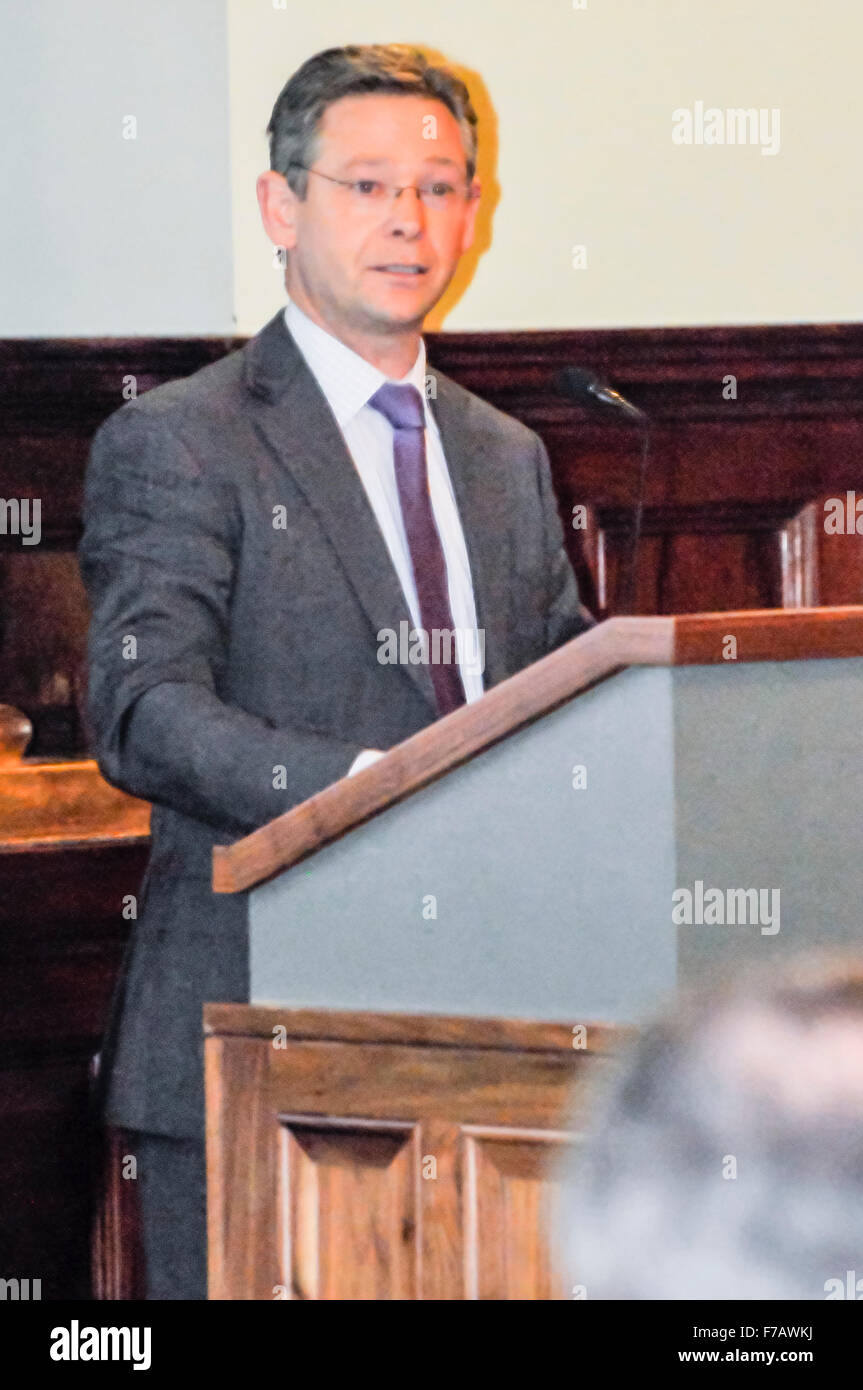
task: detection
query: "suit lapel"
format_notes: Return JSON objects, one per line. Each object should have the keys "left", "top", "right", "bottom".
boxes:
{"left": 243, "top": 311, "right": 511, "bottom": 710}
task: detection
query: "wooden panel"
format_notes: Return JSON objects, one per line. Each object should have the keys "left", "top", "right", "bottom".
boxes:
{"left": 0, "top": 839, "right": 148, "bottom": 1299}
{"left": 0, "top": 840, "right": 148, "bottom": 1047}
{"left": 282, "top": 1117, "right": 420, "bottom": 1301}
{"left": 782, "top": 494, "right": 863, "bottom": 608}
{"left": 205, "top": 1035, "right": 273, "bottom": 1300}
{"left": 419, "top": 1118, "right": 463, "bottom": 1299}
{"left": 597, "top": 512, "right": 786, "bottom": 618}
{"left": 0, "top": 1056, "right": 94, "bottom": 1299}
{"left": 205, "top": 1006, "right": 617, "bottom": 1301}
{"left": 91, "top": 1125, "right": 146, "bottom": 1302}
{"left": 462, "top": 1126, "right": 576, "bottom": 1301}
{"left": 425, "top": 325, "right": 863, "bottom": 616}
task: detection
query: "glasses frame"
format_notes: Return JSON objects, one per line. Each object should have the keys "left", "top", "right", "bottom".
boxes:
{"left": 286, "top": 162, "right": 475, "bottom": 210}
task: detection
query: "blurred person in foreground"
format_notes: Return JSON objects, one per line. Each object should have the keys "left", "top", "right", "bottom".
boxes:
{"left": 555, "top": 957, "right": 863, "bottom": 1300}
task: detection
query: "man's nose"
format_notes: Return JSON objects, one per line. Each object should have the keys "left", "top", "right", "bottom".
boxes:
{"left": 386, "top": 186, "right": 427, "bottom": 233}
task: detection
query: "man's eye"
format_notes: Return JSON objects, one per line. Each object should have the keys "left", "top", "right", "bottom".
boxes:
{"left": 428, "top": 183, "right": 455, "bottom": 196}
{"left": 355, "top": 180, "right": 384, "bottom": 196}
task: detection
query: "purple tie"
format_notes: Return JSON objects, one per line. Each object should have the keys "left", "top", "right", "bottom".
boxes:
{"left": 368, "top": 382, "right": 466, "bottom": 716}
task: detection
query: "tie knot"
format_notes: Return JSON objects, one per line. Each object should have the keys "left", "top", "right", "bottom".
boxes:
{"left": 368, "top": 382, "right": 425, "bottom": 431}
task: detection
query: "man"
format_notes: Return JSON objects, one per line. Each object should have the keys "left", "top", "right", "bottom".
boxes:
{"left": 79, "top": 43, "right": 593, "bottom": 1300}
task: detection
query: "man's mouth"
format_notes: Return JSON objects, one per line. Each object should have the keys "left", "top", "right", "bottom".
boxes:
{"left": 372, "top": 264, "right": 429, "bottom": 277}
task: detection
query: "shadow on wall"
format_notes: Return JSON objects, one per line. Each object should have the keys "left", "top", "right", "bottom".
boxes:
{"left": 418, "top": 47, "right": 500, "bottom": 331}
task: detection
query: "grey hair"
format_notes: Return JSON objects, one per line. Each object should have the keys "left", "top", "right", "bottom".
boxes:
{"left": 266, "top": 44, "right": 478, "bottom": 198}
{"left": 553, "top": 956, "right": 863, "bottom": 1300}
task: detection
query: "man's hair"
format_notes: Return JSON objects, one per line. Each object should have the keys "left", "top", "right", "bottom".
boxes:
{"left": 556, "top": 956, "right": 863, "bottom": 1300}
{"left": 266, "top": 44, "right": 478, "bottom": 198}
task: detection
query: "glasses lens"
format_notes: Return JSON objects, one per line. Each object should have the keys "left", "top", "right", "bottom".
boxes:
{"left": 352, "top": 180, "right": 388, "bottom": 200}
{"left": 346, "top": 178, "right": 469, "bottom": 209}
{"left": 418, "top": 182, "right": 466, "bottom": 209}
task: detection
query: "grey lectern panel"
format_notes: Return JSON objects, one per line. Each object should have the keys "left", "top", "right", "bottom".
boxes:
{"left": 673, "top": 657, "right": 863, "bottom": 985}
{"left": 251, "top": 667, "right": 678, "bottom": 1024}
{"left": 250, "top": 657, "right": 863, "bottom": 1025}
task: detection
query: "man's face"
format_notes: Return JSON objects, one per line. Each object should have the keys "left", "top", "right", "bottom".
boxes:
{"left": 264, "top": 93, "right": 480, "bottom": 336}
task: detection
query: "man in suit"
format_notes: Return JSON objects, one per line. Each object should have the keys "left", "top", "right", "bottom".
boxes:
{"left": 79, "top": 42, "right": 593, "bottom": 1300}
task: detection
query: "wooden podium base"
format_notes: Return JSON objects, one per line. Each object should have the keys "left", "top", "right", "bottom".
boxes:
{"left": 204, "top": 1005, "right": 622, "bottom": 1301}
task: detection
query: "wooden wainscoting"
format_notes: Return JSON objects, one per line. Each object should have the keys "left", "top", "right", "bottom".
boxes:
{"left": 0, "top": 837, "right": 149, "bottom": 1299}
{"left": 91, "top": 1125, "right": 147, "bottom": 1301}
{"left": 425, "top": 324, "right": 863, "bottom": 616}
{"left": 204, "top": 1005, "right": 623, "bottom": 1301}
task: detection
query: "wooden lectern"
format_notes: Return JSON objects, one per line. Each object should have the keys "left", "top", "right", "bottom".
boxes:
{"left": 206, "top": 608, "right": 863, "bottom": 1300}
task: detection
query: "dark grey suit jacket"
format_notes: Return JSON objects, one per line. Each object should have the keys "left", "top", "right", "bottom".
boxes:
{"left": 78, "top": 308, "right": 593, "bottom": 1140}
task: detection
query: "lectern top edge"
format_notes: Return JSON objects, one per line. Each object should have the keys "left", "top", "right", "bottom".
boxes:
{"left": 202, "top": 1002, "right": 630, "bottom": 1053}
{"left": 212, "top": 606, "right": 863, "bottom": 895}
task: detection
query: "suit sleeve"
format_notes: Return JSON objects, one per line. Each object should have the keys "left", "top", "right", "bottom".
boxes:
{"left": 78, "top": 404, "right": 367, "bottom": 838}
{"left": 534, "top": 435, "right": 596, "bottom": 650}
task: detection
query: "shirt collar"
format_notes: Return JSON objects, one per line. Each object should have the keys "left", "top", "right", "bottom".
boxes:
{"left": 284, "top": 299, "right": 429, "bottom": 429}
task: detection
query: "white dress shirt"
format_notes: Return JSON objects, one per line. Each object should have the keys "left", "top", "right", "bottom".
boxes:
{"left": 283, "top": 301, "right": 485, "bottom": 775}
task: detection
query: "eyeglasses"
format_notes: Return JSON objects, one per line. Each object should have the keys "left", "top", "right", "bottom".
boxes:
{"left": 287, "top": 163, "right": 474, "bottom": 212}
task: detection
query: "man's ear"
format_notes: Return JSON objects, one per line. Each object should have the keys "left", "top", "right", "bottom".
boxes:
{"left": 256, "top": 170, "right": 300, "bottom": 252}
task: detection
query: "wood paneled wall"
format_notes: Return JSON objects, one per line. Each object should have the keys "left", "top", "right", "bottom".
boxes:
{"left": 3, "top": 323, "right": 863, "bottom": 757}
{"left": 0, "top": 840, "right": 149, "bottom": 1299}
{"left": 425, "top": 324, "right": 863, "bottom": 616}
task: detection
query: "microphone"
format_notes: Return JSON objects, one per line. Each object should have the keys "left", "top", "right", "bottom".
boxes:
{"left": 555, "top": 365, "right": 651, "bottom": 616}
{"left": 555, "top": 366, "right": 648, "bottom": 425}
